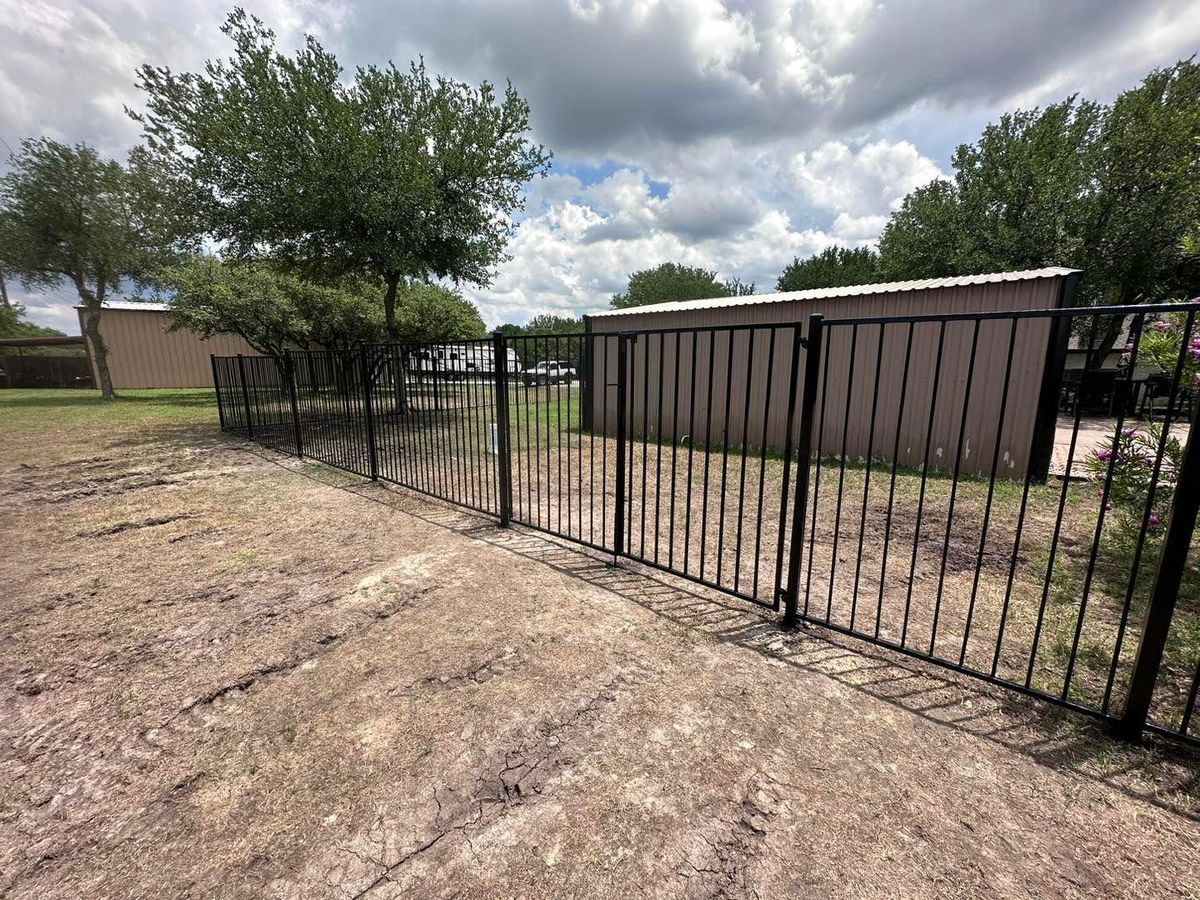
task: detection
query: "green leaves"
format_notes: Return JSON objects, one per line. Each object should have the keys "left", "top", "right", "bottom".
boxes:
{"left": 0, "top": 300, "right": 64, "bottom": 339}
{"left": 0, "top": 139, "right": 184, "bottom": 300}
{"left": 133, "top": 9, "right": 551, "bottom": 303}
{"left": 391, "top": 282, "right": 488, "bottom": 345}
{"left": 878, "top": 59, "right": 1200, "bottom": 309}
{"left": 776, "top": 246, "right": 880, "bottom": 292}
{"left": 164, "top": 258, "right": 385, "bottom": 355}
{"left": 164, "top": 259, "right": 485, "bottom": 352}
{"left": 610, "top": 262, "right": 754, "bottom": 309}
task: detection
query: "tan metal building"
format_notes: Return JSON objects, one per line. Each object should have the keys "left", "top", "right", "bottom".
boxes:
{"left": 77, "top": 301, "right": 258, "bottom": 390}
{"left": 584, "top": 268, "right": 1081, "bottom": 479}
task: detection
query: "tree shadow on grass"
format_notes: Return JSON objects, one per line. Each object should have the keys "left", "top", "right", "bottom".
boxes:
{"left": 233, "top": 437, "right": 1200, "bottom": 822}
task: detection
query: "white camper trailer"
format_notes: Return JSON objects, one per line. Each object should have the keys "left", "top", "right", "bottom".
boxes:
{"left": 409, "top": 342, "right": 520, "bottom": 379}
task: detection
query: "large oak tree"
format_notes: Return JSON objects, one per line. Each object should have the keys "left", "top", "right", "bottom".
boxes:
{"left": 0, "top": 140, "right": 185, "bottom": 398}
{"left": 133, "top": 9, "right": 551, "bottom": 341}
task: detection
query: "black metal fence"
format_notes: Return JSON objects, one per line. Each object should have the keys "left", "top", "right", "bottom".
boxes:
{"left": 212, "top": 301, "right": 1200, "bottom": 746}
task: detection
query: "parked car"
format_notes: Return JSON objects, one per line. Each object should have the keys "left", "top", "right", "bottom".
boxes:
{"left": 522, "top": 360, "right": 575, "bottom": 386}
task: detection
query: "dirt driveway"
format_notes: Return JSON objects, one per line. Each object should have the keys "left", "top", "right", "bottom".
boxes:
{"left": 1, "top": 395, "right": 1198, "bottom": 899}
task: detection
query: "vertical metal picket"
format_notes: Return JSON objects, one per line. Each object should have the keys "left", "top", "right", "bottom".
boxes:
{"left": 1119, "top": 399, "right": 1200, "bottom": 739}
{"left": 613, "top": 333, "right": 630, "bottom": 561}
{"left": 783, "top": 314, "right": 823, "bottom": 628}
{"left": 493, "top": 331, "right": 513, "bottom": 527}
{"left": 210, "top": 354, "right": 226, "bottom": 430}
{"left": 360, "top": 346, "right": 379, "bottom": 480}
{"left": 285, "top": 350, "right": 303, "bottom": 457}
{"left": 236, "top": 353, "right": 254, "bottom": 439}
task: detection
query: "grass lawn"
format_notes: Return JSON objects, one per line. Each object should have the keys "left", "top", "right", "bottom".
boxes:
{"left": 0, "top": 388, "right": 218, "bottom": 460}
{"left": 0, "top": 388, "right": 217, "bottom": 429}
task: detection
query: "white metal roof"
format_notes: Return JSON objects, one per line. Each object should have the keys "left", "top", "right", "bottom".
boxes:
{"left": 589, "top": 267, "right": 1081, "bottom": 318}
{"left": 73, "top": 300, "right": 169, "bottom": 312}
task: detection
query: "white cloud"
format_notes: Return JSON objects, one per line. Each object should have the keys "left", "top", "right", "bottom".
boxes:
{"left": 8, "top": 283, "right": 83, "bottom": 332}
{"left": 465, "top": 163, "right": 846, "bottom": 326}
{"left": 792, "top": 140, "right": 945, "bottom": 217}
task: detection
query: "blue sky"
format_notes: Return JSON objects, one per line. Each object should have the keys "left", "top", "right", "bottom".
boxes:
{"left": 2, "top": 0, "right": 1198, "bottom": 332}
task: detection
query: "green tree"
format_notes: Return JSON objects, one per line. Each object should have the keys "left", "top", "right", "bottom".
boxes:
{"left": 525, "top": 313, "right": 583, "bottom": 332}
{"left": 392, "top": 283, "right": 487, "bottom": 345}
{"left": 499, "top": 312, "right": 585, "bottom": 367}
{"left": 134, "top": 9, "right": 551, "bottom": 341}
{"left": 776, "top": 246, "right": 880, "bottom": 292}
{"left": 877, "top": 180, "right": 970, "bottom": 280}
{"left": 0, "top": 139, "right": 185, "bottom": 398}
{"left": 878, "top": 60, "right": 1200, "bottom": 365}
{"left": 165, "top": 258, "right": 385, "bottom": 356}
{"left": 878, "top": 98, "right": 1104, "bottom": 281}
{"left": 610, "top": 262, "right": 754, "bottom": 309}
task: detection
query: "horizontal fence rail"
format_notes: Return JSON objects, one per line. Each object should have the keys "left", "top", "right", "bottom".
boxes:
{"left": 212, "top": 301, "right": 1200, "bottom": 747}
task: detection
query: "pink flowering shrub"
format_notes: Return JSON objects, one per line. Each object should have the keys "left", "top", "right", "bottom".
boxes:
{"left": 1084, "top": 422, "right": 1183, "bottom": 547}
{"left": 1092, "top": 306, "right": 1196, "bottom": 551}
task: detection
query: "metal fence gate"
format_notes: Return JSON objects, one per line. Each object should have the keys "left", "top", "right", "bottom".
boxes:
{"left": 212, "top": 300, "right": 1200, "bottom": 746}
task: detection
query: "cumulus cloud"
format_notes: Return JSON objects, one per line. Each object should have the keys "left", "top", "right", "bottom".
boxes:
{"left": 791, "top": 140, "right": 945, "bottom": 217}
{"left": 2, "top": 0, "right": 1197, "bottom": 330}
{"left": 461, "top": 156, "right": 880, "bottom": 325}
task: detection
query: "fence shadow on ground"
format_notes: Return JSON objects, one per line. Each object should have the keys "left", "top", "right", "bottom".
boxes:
{"left": 236, "top": 440, "right": 1200, "bottom": 822}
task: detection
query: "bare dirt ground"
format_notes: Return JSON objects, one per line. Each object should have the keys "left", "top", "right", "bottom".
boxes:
{"left": 2, "top": 397, "right": 1200, "bottom": 899}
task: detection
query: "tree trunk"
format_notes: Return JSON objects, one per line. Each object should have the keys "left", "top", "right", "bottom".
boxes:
{"left": 81, "top": 303, "right": 116, "bottom": 400}
{"left": 1085, "top": 317, "right": 1127, "bottom": 371}
{"left": 381, "top": 271, "right": 409, "bottom": 413}
{"left": 1084, "top": 286, "right": 1138, "bottom": 371}
{"left": 382, "top": 271, "right": 401, "bottom": 342}
{"left": 0, "top": 270, "right": 10, "bottom": 308}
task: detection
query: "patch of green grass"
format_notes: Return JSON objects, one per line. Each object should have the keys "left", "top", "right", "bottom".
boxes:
{"left": 230, "top": 548, "right": 260, "bottom": 566}
{"left": 0, "top": 388, "right": 217, "bottom": 430}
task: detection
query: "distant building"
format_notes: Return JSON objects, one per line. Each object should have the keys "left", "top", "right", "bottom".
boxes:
{"left": 76, "top": 301, "right": 257, "bottom": 390}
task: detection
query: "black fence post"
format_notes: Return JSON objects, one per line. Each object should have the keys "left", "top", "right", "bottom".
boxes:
{"left": 236, "top": 353, "right": 254, "bottom": 439}
{"left": 613, "top": 333, "right": 630, "bottom": 562}
{"left": 210, "top": 354, "right": 226, "bottom": 430}
{"left": 783, "top": 314, "right": 824, "bottom": 628}
{"left": 492, "top": 331, "right": 513, "bottom": 527}
{"left": 1118, "top": 400, "right": 1200, "bottom": 739}
{"left": 360, "top": 347, "right": 379, "bottom": 480}
{"left": 1029, "top": 272, "right": 1080, "bottom": 482}
{"left": 285, "top": 350, "right": 303, "bottom": 457}
{"left": 581, "top": 318, "right": 594, "bottom": 433}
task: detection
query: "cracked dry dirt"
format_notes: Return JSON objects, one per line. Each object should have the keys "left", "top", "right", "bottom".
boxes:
{"left": 2, "top": 412, "right": 1200, "bottom": 899}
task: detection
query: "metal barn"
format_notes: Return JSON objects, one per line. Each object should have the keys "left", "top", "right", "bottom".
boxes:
{"left": 77, "top": 301, "right": 258, "bottom": 390}
{"left": 583, "top": 268, "right": 1081, "bottom": 480}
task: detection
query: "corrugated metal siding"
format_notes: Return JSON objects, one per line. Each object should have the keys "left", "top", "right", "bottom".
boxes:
{"left": 586, "top": 277, "right": 1065, "bottom": 478}
{"left": 86, "top": 308, "right": 259, "bottom": 389}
